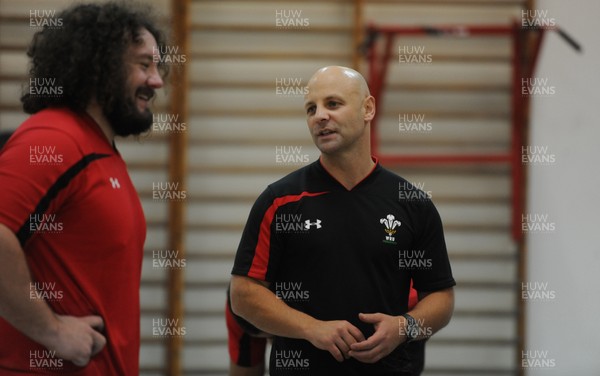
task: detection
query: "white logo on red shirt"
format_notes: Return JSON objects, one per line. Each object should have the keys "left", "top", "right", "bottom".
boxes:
{"left": 109, "top": 177, "right": 121, "bottom": 189}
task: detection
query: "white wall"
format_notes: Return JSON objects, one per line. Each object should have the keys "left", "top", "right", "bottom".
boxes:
{"left": 526, "top": 0, "right": 600, "bottom": 374}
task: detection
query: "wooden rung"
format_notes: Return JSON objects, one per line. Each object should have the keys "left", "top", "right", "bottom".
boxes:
{"left": 186, "top": 164, "right": 510, "bottom": 175}
{"left": 184, "top": 222, "right": 509, "bottom": 233}
{"left": 417, "top": 368, "right": 515, "bottom": 375}
{"left": 147, "top": 279, "right": 516, "bottom": 291}
{"left": 189, "top": 138, "right": 312, "bottom": 146}
{"left": 386, "top": 83, "right": 510, "bottom": 92}
{"left": 199, "top": 0, "right": 524, "bottom": 4}
{"left": 452, "top": 309, "right": 516, "bottom": 318}
{"left": 0, "top": 15, "right": 27, "bottom": 23}
{"left": 366, "top": 0, "right": 525, "bottom": 5}
{"left": 193, "top": 109, "right": 303, "bottom": 117}
{"left": 118, "top": 135, "right": 169, "bottom": 143}
{"left": 152, "top": 308, "right": 517, "bottom": 320}
{"left": 0, "top": 14, "right": 171, "bottom": 25}
{"left": 193, "top": 109, "right": 509, "bottom": 120}
{"left": 163, "top": 250, "right": 515, "bottom": 261}
{"left": 193, "top": 51, "right": 351, "bottom": 61}
{"left": 175, "top": 337, "right": 517, "bottom": 347}
{"left": 368, "top": 137, "right": 510, "bottom": 148}
{"left": 191, "top": 24, "right": 351, "bottom": 33}
{"left": 140, "top": 337, "right": 168, "bottom": 345}
{"left": 0, "top": 74, "right": 26, "bottom": 81}
{"left": 378, "top": 54, "right": 511, "bottom": 63}
{"left": 453, "top": 281, "right": 516, "bottom": 289}
{"left": 0, "top": 105, "right": 22, "bottom": 112}
{"left": 187, "top": 165, "right": 307, "bottom": 174}
{"left": 385, "top": 110, "right": 510, "bottom": 120}
{"left": 183, "top": 281, "right": 227, "bottom": 289}
{"left": 0, "top": 104, "right": 170, "bottom": 113}
{"left": 146, "top": 193, "right": 509, "bottom": 205}
{"left": 188, "top": 138, "right": 509, "bottom": 149}
{"left": 191, "top": 80, "right": 510, "bottom": 93}
{"left": 193, "top": 80, "right": 509, "bottom": 91}
{"left": 384, "top": 164, "right": 510, "bottom": 175}
{"left": 139, "top": 367, "right": 166, "bottom": 373}
{"left": 450, "top": 252, "right": 516, "bottom": 261}
{"left": 189, "top": 52, "right": 508, "bottom": 63}
{"left": 141, "top": 279, "right": 167, "bottom": 287}
{"left": 141, "top": 308, "right": 168, "bottom": 316}
{"left": 124, "top": 162, "right": 168, "bottom": 170}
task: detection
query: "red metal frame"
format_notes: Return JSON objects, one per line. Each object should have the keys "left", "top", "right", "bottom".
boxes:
{"left": 365, "top": 22, "right": 552, "bottom": 241}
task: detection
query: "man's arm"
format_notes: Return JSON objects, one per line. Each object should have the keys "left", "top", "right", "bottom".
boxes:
{"left": 0, "top": 223, "right": 106, "bottom": 366}
{"left": 349, "top": 287, "right": 454, "bottom": 363}
{"left": 411, "top": 288, "right": 455, "bottom": 337}
{"left": 230, "top": 274, "right": 366, "bottom": 362}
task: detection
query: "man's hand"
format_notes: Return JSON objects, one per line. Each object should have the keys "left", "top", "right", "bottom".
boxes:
{"left": 348, "top": 313, "right": 403, "bottom": 363}
{"left": 306, "top": 320, "right": 366, "bottom": 362}
{"left": 0, "top": 224, "right": 106, "bottom": 367}
{"left": 41, "top": 314, "right": 106, "bottom": 367}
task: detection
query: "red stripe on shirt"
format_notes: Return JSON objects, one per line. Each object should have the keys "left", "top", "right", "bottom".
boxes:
{"left": 247, "top": 191, "right": 329, "bottom": 280}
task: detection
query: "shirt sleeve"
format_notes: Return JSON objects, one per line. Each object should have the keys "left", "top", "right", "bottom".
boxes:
{"left": 0, "top": 126, "right": 83, "bottom": 246}
{"left": 231, "top": 186, "right": 283, "bottom": 282}
{"left": 409, "top": 200, "right": 456, "bottom": 292}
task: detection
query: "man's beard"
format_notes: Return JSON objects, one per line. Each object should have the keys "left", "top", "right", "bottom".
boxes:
{"left": 104, "top": 86, "right": 155, "bottom": 137}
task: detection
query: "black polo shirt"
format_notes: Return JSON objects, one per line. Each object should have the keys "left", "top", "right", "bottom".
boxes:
{"left": 232, "top": 158, "right": 455, "bottom": 375}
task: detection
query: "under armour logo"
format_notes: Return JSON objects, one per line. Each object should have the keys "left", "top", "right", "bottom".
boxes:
{"left": 304, "top": 219, "right": 322, "bottom": 229}
{"left": 109, "top": 177, "right": 121, "bottom": 189}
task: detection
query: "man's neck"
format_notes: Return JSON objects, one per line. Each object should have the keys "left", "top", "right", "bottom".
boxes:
{"left": 320, "top": 151, "right": 376, "bottom": 191}
{"left": 85, "top": 102, "right": 115, "bottom": 144}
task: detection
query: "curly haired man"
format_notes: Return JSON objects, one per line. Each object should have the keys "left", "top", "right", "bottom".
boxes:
{"left": 0, "top": 2, "right": 167, "bottom": 374}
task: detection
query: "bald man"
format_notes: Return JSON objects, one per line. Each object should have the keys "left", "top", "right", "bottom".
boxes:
{"left": 229, "top": 66, "right": 455, "bottom": 375}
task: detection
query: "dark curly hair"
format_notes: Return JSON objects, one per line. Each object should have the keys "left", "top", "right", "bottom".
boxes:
{"left": 21, "top": 1, "right": 169, "bottom": 114}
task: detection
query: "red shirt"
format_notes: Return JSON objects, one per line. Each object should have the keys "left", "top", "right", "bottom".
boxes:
{"left": 0, "top": 108, "right": 146, "bottom": 375}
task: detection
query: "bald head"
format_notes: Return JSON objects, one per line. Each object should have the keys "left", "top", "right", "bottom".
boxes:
{"left": 305, "top": 66, "right": 370, "bottom": 101}
{"left": 303, "top": 66, "right": 374, "bottom": 119}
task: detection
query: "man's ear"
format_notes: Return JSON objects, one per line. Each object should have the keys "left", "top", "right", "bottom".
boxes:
{"left": 364, "top": 95, "right": 376, "bottom": 122}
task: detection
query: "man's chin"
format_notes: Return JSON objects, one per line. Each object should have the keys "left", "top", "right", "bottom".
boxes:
{"left": 110, "top": 116, "right": 153, "bottom": 137}
{"left": 316, "top": 140, "right": 342, "bottom": 155}
{"left": 104, "top": 99, "right": 154, "bottom": 137}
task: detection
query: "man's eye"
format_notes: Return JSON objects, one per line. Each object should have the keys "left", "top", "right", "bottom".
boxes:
{"left": 328, "top": 101, "right": 339, "bottom": 108}
{"left": 306, "top": 106, "right": 315, "bottom": 115}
